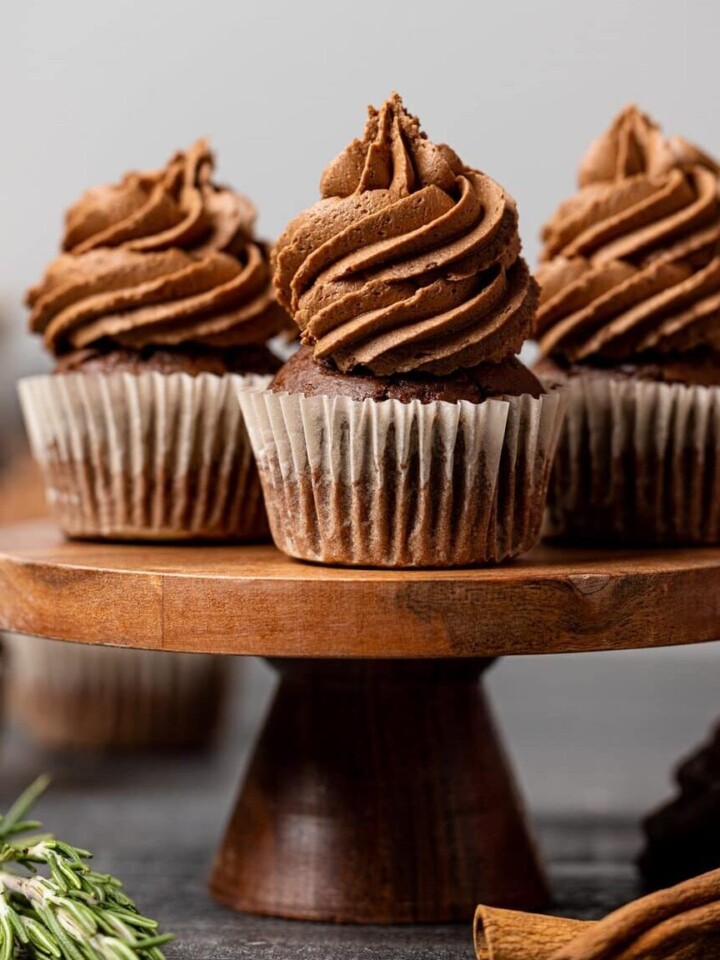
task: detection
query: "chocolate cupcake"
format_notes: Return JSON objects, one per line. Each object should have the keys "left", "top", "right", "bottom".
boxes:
{"left": 19, "top": 140, "right": 289, "bottom": 540}
{"left": 239, "top": 95, "right": 566, "bottom": 567}
{"left": 535, "top": 106, "right": 720, "bottom": 544}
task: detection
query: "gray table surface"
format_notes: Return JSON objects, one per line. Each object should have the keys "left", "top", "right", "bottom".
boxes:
{"left": 0, "top": 668, "right": 645, "bottom": 960}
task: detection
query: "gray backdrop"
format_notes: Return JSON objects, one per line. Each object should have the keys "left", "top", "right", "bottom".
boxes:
{"left": 2, "top": 0, "right": 720, "bottom": 815}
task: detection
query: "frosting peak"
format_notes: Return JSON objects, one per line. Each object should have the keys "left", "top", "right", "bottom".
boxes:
{"left": 320, "top": 93, "right": 461, "bottom": 199}
{"left": 28, "top": 140, "right": 288, "bottom": 355}
{"left": 536, "top": 107, "right": 720, "bottom": 363}
{"left": 275, "top": 94, "right": 536, "bottom": 377}
{"left": 62, "top": 139, "right": 256, "bottom": 258}
{"left": 578, "top": 105, "right": 677, "bottom": 187}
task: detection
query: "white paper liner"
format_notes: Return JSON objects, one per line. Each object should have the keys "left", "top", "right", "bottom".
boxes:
{"left": 545, "top": 372, "right": 720, "bottom": 543}
{"left": 4, "top": 634, "right": 227, "bottom": 749}
{"left": 18, "top": 371, "right": 270, "bottom": 541}
{"left": 239, "top": 386, "right": 567, "bottom": 567}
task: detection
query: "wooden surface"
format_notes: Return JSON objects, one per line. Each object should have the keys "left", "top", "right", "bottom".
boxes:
{"left": 1, "top": 520, "right": 720, "bottom": 657}
{"left": 211, "top": 660, "right": 549, "bottom": 922}
{"left": 0, "top": 695, "right": 641, "bottom": 958}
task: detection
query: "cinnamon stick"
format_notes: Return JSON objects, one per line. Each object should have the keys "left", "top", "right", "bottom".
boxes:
{"left": 474, "top": 906, "right": 589, "bottom": 959}
{"left": 474, "top": 868, "right": 720, "bottom": 960}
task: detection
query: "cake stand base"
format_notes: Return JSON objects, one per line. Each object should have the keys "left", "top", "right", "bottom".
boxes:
{"left": 210, "top": 659, "right": 549, "bottom": 923}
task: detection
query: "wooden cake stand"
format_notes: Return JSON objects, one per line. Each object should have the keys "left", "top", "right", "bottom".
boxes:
{"left": 1, "top": 520, "right": 720, "bottom": 925}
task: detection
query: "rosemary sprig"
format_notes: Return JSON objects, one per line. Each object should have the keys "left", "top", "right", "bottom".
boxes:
{"left": 0, "top": 778, "right": 173, "bottom": 960}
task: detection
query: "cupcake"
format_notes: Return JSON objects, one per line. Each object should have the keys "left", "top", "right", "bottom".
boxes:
{"left": 19, "top": 139, "right": 289, "bottom": 541}
{"left": 535, "top": 106, "right": 720, "bottom": 544}
{"left": 239, "top": 94, "right": 566, "bottom": 567}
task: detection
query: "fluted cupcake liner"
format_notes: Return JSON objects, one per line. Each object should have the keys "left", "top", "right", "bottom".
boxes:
{"left": 238, "top": 386, "right": 566, "bottom": 568}
{"left": 18, "top": 371, "right": 270, "bottom": 541}
{"left": 4, "top": 634, "right": 227, "bottom": 750}
{"left": 544, "top": 372, "right": 720, "bottom": 543}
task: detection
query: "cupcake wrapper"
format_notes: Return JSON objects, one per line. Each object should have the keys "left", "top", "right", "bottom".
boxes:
{"left": 18, "top": 371, "right": 270, "bottom": 541}
{"left": 239, "top": 386, "right": 566, "bottom": 567}
{"left": 545, "top": 373, "right": 720, "bottom": 543}
{"left": 4, "top": 634, "right": 227, "bottom": 750}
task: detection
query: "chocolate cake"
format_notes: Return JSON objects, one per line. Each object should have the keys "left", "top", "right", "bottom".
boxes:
{"left": 273, "top": 345, "right": 544, "bottom": 404}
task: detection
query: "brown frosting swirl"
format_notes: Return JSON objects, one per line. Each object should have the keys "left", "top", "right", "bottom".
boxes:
{"left": 536, "top": 106, "right": 720, "bottom": 363}
{"left": 27, "top": 140, "right": 288, "bottom": 355}
{"left": 273, "top": 94, "right": 536, "bottom": 376}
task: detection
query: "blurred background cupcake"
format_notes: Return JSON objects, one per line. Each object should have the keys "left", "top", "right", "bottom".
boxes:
{"left": 4, "top": 635, "right": 228, "bottom": 752}
{"left": 19, "top": 139, "right": 290, "bottom": 542}
{"left": 241, "top": 94, "right": 566, "bottom": 567}
{"left": 535, "top": 106, "right": 720, "bottom": 544}
{"left": 0, "top": 451, "right": 231, "bottom": 753}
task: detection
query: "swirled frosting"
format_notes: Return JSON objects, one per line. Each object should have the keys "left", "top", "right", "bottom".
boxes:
{"left": 27, "top": 140, "right": 288, "bottom": 355}
{"left": 273, "top": 94, "right": 536, "bottom": 376}
{"left": 536, "top": 106, "right": 720, "bottom": 363}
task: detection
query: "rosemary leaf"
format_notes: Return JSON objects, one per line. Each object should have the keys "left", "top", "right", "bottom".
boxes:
{"left": 0, "top": 780, "right": 173, "bottom": 960}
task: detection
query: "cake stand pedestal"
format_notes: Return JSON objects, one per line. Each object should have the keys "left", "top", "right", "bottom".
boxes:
{"left": 1, "top": 521, "right": 719, "bottom": 924}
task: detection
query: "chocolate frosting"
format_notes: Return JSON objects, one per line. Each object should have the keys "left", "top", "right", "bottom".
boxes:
{"left": 536, "top": 106, "right": 720, "bottom": 363}
{"left": 274, "top": 94, "right": 536, "bottom": 377}
{"left": 27, "top": 140, "right": 289, "bottom": 355}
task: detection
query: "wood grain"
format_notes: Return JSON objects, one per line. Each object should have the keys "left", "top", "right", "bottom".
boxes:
{"left": 1, "top": 521, "right": 720, "bottom": 657}
{"left": 2, "top": 519, "right": 697, "bottom": 926}
{"left": 211, "top": 660, "right": 549, "bottom": 923}
{"left": 0, "top": 720, "right": 641, "bottom": 957}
